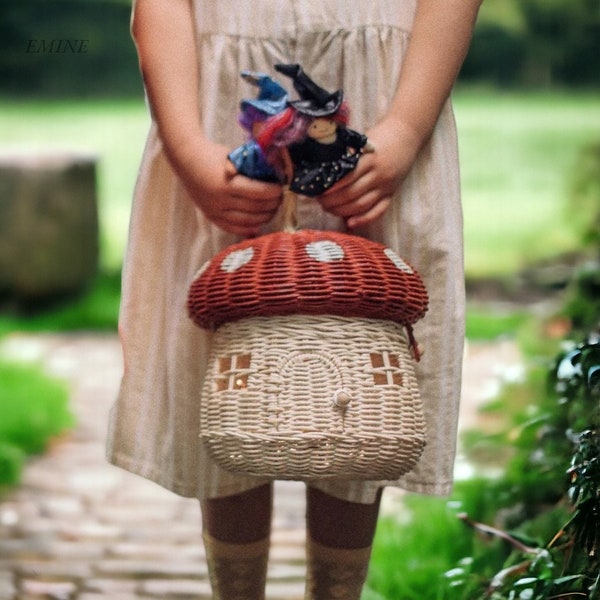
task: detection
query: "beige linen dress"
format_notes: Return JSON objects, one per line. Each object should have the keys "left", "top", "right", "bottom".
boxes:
{"left": 107, "top": 0, "right": 465, "bottom": 503}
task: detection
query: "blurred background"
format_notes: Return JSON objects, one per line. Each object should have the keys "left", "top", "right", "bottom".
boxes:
{"left": 0, "top": 1, "right": 599, "bottom": 598}
{"left": 1, "top": 0, "right": 599, "bottom": 305}
{"left": 1, "top": 0, "right": 599, "bottom": 298}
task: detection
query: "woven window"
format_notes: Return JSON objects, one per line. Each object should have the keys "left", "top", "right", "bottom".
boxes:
{"left": 215, "top": 354, "right": 252, "bottom": 391}
{"left": 370, "top": 352, "right": 403, "bottom": 386}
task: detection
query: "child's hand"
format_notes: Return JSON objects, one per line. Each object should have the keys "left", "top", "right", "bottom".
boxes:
{"left": 317, "top": 118, "right": 422, "bottom": 229}
{"left": 177, "top": 141, "right": 283, "bottom": 237}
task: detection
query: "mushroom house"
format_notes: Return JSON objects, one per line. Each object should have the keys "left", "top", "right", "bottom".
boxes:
{"left": 187, "top": 227, "right": 430, "bottom": 481}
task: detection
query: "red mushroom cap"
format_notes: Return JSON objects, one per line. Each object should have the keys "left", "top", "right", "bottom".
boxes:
{"left": 187, "top": 230, "right": 428, "bottom": 330}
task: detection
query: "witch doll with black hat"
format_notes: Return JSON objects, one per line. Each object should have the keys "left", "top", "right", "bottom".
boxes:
{"left": 253, "top": 64, "right": 374, "bottom": 197}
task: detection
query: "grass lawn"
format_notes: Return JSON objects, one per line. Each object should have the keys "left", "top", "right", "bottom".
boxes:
{"left": 0, "top": 88, "right": 598, "bottom": 277}
{"left": 455, "top": 87, "right": 600, "bottom": 276}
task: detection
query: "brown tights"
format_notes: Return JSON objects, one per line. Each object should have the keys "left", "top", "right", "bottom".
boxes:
{"left": 201, "top": 484, "right": 381, "bottom": 546}
{"left": 201, "top": 484, "right": 382, "bottom": 599}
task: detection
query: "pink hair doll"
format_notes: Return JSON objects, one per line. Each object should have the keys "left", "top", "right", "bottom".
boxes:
{"left": 256, "top": 64, "right": 374, "bottom": 196}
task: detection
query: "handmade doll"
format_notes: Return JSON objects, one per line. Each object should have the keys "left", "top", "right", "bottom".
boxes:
{"left": 271, "top": 63, "right": 375, "bottom": 196}
{"left": 227, "top": 71, "right": 288, "bottom": 182}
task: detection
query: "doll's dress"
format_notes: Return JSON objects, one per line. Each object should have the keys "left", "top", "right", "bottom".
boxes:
{"left": 288, "top": 128, "right": 369, "bottom": 196}
{"left": 229, "top": 140, "right": 279, "bottom": 182}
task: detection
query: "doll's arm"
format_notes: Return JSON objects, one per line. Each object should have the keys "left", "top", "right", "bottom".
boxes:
{"left": 131, "top": 0, "right": 281, "bottom": 237}
{"left": 342, "top": 129, "right": 372, "bottom": 153}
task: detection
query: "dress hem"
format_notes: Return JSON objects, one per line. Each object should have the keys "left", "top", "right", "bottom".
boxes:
{"left": 107, "top": 450, "right": 454, "bottom": 500}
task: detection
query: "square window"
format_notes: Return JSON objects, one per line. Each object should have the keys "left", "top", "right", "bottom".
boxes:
{"left": 236, "top": 354, "right": 252, "bottom": 369}
{"left": 370, "top": 353, "right": 385, "bottom": 368}
{"left": 370, "top": 352, "right": 404, "bottom": 387}
{"left": 373, "top": 373, "right": 388, "bottom": 386}
{"left": 218, "top": 356, "right": 232, "bottom": 373}
{"left": 215, "top": 377, "right": 229, "bottom": 392}
{"left": 215, "top": 354, "right": 252, "bottom": 391}
{"left": 392, "top": 372, "right": 403, "bottom": 386}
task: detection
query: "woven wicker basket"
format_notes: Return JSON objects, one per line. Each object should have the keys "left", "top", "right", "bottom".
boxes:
{"left": 188, "top": 226, "right": 429, "bottom": 481}
{"left": 200, "top": 314, "right": 426, "bottom": 480}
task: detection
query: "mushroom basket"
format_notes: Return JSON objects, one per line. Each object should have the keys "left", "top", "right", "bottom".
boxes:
{"left": 187, "top": 225, "right": 430, "bottom": 481}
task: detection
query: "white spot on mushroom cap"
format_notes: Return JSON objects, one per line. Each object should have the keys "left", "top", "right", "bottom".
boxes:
{"left": 384, "top": 248, "right": 413, "bottom": 273}
{"left": 305, "top": 240, "right": 345, "bottom": 262}
{"left": 220, "top": 247, "right": 255, "bottom": 273}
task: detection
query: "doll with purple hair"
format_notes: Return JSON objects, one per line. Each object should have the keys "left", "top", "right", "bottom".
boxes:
{"left": 231, "top": 64, "right": 374, "bottom": 197}
{"left": 228, "top": 71, "right": 289, "bottom": 182}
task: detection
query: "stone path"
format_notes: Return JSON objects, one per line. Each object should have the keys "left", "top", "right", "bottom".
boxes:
{"left": 0, "top": 333, "right": 522, "bottom": 600}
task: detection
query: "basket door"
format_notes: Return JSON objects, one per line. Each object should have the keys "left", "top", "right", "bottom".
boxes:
{"left": 275, "top": 350, "right": 347, "bottom": 433}
{"left": 269, "top": 349, "right": 351, "bottom": 477}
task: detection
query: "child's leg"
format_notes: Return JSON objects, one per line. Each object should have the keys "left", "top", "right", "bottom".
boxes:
{"left": 305, "top": 486, "right": 382, "bottom": 600}
{"left": 201, "top": 483, "right": 272, "bottom": 600}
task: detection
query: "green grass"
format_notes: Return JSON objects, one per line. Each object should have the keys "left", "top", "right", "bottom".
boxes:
{"left": 0, "top": 360, "right": 74, "bottom": 488}
{"left": 465, "top": 305, "right": 532, "bottom": 341}
{"left": 364, "top": 480, "right": 508, "bottom": 600}
{"left": 2, "top": 89, "right": 598, "bottom": 278}
{"left": 476, "top": 0, "right": 525, "bottom": 32}
{"left": 454, "top": 87, "right": 600, "bottom": 277}
{"left": 0, "top": 271, "right": 122, "bottom": 336}
{"left": 0, "top": 90, "right": 598, "bottom": 336}
{"left": 364, "top": 498, "right": 472, "bottom": 600}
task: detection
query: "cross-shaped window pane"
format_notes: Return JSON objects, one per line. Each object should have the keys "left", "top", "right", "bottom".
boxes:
{"left": 370, "top": 352, "right": 403, "bottom": 387}
{"left": 215, "top": 354, "right": 252, "bottom": 391}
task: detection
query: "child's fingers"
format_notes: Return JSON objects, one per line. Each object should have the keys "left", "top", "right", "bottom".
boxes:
{"left": 211, "top": 209, "right": 270, "bottom": 237}
{"left": 320, "top": 157, "right": 373, "bottom": 200}
{"left": 229, "top": 173, "right": 283, "bottom": 204}
{"left": 319, "top": 169, "right": 377, "bottom": 213}
{"left": 346, "top": 196, "right": 392, "bottom": 229}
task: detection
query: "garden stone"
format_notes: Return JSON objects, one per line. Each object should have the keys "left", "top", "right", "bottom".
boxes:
{"left": 0, "top": 151, "right": 99, "bottom": 300}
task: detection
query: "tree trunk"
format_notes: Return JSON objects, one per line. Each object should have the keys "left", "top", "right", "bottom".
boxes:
{"left": 0, "top": 152, "right": 99, "bottom": 301}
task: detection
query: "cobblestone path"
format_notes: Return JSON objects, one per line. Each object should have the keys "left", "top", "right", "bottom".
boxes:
{"left": 0, "top": 333, "right": 522, "bottom": 599}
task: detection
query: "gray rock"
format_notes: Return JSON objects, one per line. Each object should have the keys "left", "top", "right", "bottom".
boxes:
{"left": 0, "top": 151, "right": 99, "bottom": 300}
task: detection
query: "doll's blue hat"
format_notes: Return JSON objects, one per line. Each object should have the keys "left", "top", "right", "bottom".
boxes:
{"left": 240, "top": 71, "right": 288, "bottom": 116}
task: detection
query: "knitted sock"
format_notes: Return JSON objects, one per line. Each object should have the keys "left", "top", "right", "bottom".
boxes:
{"left": 305, "top": 537, "right": 373, "bottom": 600}
{"left": 202, "top": 532, "right": 270, "bottom": 600}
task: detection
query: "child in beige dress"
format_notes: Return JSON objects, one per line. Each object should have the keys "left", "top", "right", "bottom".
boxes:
{"left": 107, "top": 1, "right": 482, "bottom": 597}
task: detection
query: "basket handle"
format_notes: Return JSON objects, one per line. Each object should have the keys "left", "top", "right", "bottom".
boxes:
{"left": 273, "top": 186, "right": 299, "bottom": 233}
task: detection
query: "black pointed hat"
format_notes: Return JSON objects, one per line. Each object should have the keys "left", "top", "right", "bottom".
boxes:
{"left": 275, "top": 63, "right": 343, "bottom": 117}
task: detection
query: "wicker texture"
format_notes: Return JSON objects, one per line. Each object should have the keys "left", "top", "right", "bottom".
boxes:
{"left": 188, "top": 230, "right": 429, "bottom": 330}
{"left": 200, "top": 314, "right": 426, "bottom": 481}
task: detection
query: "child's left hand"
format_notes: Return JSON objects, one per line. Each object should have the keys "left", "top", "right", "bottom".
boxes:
{"left": 317, "top": 117, "right": 423, "bottom": 229}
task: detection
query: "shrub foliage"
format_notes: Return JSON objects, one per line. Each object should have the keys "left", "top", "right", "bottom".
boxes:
{"left": 0, "top": 361, "right": 74, "bottom": 488}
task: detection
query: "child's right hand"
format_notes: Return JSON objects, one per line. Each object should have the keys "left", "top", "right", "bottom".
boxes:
{"left": 174, "top": 140, "right": 283, "bottom": 237}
